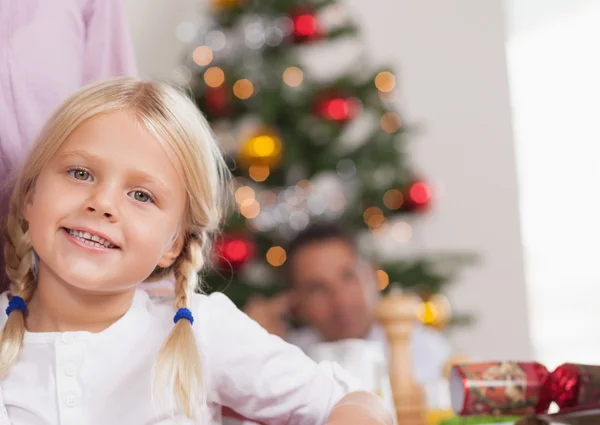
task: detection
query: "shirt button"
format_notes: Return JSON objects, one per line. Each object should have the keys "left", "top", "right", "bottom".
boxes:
{"left": 61, "top": 334, "right": 72, "bottom": 344}
{"left": 0, "top": 407, "right": 6, "bottom": 417}
{"left": 65, "top": 364, "right": 77, "bottom": 377}
{"left": 65, "top": 394, "right": 77, "bottom": 408}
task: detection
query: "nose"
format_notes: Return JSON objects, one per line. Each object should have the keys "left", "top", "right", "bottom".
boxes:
{"left": 84, "top": 185, "right": 118, "bottom": 221}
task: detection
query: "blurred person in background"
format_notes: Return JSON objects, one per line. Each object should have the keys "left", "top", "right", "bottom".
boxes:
{"left": 247, "top": 223, "right": 451, "bottom": 385}
{"left": 0, "top": 0, "right": 137, "bottom": 288}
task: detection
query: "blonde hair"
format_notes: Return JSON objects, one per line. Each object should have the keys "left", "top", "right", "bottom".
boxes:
{"left": 1, "top": 77, "right": 230, "bottom": 417}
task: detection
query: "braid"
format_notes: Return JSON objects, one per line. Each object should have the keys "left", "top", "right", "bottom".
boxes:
{"left": 3, "top": 214, "right": 35, "bottom": 300}
{"left": 0, "top": 210, "right": 36, "bottom": 374}
{"left": 154, "top": 234, "right": 207, "bottom": 418}
{"left": 173, "top": 236, "right": 205, "bottom": 308}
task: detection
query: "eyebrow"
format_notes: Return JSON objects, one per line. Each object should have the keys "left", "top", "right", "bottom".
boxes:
{"left": 57, "top": 150, "right": 173, "bottom": 197}
{"left": 57, "top": 149, "right": 103, "bottom": 164}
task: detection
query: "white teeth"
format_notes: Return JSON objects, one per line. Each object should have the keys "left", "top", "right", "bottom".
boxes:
{"left": 67, "top": 229, "right": 116, "bottom": 249}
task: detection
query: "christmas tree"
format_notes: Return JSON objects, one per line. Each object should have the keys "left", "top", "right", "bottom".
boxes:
{"left": 177, "top": 0, "right": 474, "bottom": 326}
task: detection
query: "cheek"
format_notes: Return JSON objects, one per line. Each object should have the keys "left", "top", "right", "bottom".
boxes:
{"left": 28, "top": 175, "right": 74, "bottom": 215}
{"left": 127, "top": 212, "right": 179, "bottom": 252}
{"left": 308, "top": 298, "right": 332, "bottom": 321}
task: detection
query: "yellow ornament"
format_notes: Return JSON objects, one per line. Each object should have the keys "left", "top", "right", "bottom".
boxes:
{"left": 418, "top": 293, "right": 452, "bottom": 330}
{"left": 239, "top": 128, "right": 283, "bottom": 169}
{"left": 210, "top": 0, "right": 242, "bottom": 9}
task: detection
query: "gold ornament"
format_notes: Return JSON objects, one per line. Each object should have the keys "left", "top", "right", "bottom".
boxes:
{"left": 417, "top": 293, "right": 452, "bottom": 330}
{"left": 239, "top": 128, "right": 283, "bottom": 169}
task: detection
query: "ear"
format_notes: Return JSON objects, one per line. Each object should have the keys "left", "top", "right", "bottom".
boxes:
{"left": 157, "top": 234, "right": 185, "bottom": 268}
{"left": 22, "top": 190, "right": 34, "bottom": 223}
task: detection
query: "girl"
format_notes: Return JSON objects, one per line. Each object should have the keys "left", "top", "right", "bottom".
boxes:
{"left": 0, "top": 0, "right": 137, "bottom": 288}
{"left": 0, "top": 77, "right": 393, "bottom": 425}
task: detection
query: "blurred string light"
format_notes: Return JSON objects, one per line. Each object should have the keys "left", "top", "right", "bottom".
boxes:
{"left": 383, "top": 189, "right": 404, "bottom": 210}
{"left": 289, "top": 210, "right": 310, "bottom": 230}
{"left": 234, "top": 186, "right": 260, "bottom": 219}
{"left": 193, "top": 46, "right": 213, "bottom": 66}
{"left": 249, "top": 164, "right": 270, "bottom": 182}
{"left": 392, "top": 221, "right": 412, "bottom": 243}
{"left": 329, "top": 193, "right": 346, "bottom": 213}
{"left": 409, "top": 182, "right": 431, "bottom": 205}
{"left": 204, "top": 67, "right": 225, "bottom": 87}
{"left": 245, "top": 20, "right": 266, "bottom": 50}
{"left": 240, "top": 133, "right": 282, "bottom": 167}
{"left": 363, "top": 206, "right": 385, "bottom": 228}
{"left": 376, "top": 270, "right": 390, "bottom": 290}
{"left": 296, "top": 179, "right": 314, "bottom": 192}
{"left": 219, "top": 238, "right": 252, "bottom": 264}
{"left": 205, "top": 30, "right": 227, "bottom": 51}
{"left": 235, "top": 186, "right": 255, "bottom": 204}
{"left": 258, "top": 190, "right": 277, "bottom": 206}
{"left": 380, "top": 112, "right": 402, "bottom": 133}
{"left": 283, "top": 67, "right": 304, "bottom": 87}
{"left": 375, "top": 71, "right": 396, "bottom": 92}
{"left": 292, "top": 11, "right": 319, "bottom": 40}
{"left": 233, "top": 79, "right": 254, "bottom": 99}
{"left": 240, "top": 199, "right": 260, "bottom": 218}
{"left": 316, "top": 95, "right": 361, "bottom": 122}
{"left": 249, "top": 177, "right": 346, "bottom": 234}
{"left": 265, "top": 26, "right": 285, "bottom": 47}
{"left": 266, "top": 246, "right": 286, "bottom": 267}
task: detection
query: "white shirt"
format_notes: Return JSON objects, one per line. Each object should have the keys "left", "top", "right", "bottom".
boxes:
{"left": 288, "top": 322, "right": 452, "bottom": 385}
{"left": 0, "top": 290, "right": 360, "bottom": 425}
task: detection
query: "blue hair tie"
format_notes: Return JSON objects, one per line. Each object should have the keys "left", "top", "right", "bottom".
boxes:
{"left": 173, "top": 307, "right": 194, "bottom": 325}
{"left": 6, "top": 296, "right": 26, "bottom": 316}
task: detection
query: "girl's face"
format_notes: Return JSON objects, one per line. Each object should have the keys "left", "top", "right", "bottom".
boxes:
{"left": 23, "top": 111, "right": 188, "bottom": 293}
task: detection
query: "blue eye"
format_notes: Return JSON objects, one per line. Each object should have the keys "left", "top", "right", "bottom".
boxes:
{"left": 128, "top": 190, "right": 154, "bottom": 203}
{"left": 68, "top": 169, "right": 93, "bottom": 181}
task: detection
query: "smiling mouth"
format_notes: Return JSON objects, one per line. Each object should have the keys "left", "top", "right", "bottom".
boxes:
{"left": 62, "top": 228, "right": 120, "bottom": 249}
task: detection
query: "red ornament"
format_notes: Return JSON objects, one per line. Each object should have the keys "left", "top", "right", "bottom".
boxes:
{"left": 314, "top": 92, "right": 362, "bottom": 123}
{"left": 401, "top": 181, "right": 432, "bottom": 212}
{"left": 204, "top": 86, "right": 231, "bottom": 117}
{"left": 214, "top": 233, "right": 255, "bottom": 270}
{"left": 290, "top": 8, "right": 322, "bottom": 42}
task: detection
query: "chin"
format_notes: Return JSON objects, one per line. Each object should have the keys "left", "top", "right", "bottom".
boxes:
{"left": 49, "top": 265, "right": 121, "bottom": 292}
{"left": 335, "top": 323, "right": 370, "bottom": 341}
{"left": 64, "top": 276, "right": 120, "bottom": 293}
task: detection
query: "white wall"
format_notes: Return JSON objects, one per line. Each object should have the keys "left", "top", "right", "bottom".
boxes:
{"left": 123, "top": 0, "right": 533, "bottom": 360}
{"left": 506, "top": 0, "right": 600, "bottom": 369}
